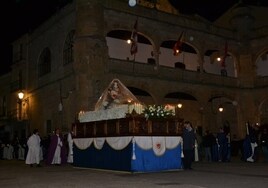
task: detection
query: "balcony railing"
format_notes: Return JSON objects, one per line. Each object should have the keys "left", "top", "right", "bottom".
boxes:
{"left": 108, "top": 58, "right": 238, "bottom": 88}
{"left": 255, "top": 76, "right": 268, "bottom": 87}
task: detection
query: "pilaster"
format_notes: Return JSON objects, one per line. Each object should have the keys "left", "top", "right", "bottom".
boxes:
{"left": 74, "top": 0, "right": 108, "bottom": 111}
{"left": 237, "top": 54, "right": 255, "bottom": 88}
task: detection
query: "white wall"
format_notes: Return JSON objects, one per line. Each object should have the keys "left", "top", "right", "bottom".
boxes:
{"left": 256, "top": 55, "right": 268, "bottom": 76}
{"left": 106, "top": 37, "right": 236, "bottom": 76}
{"left": 203, "top": 56, "right": 236, "bottom": 77}
{"left": 106, "top": 37, "right": 151, "bottom": 63}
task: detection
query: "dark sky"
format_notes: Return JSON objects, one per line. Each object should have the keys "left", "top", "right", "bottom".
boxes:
{"left": 169, "top": 0, "right": 234, "bottom": 22}
{"left": 169, "top": 0, "right": 268, "bottom": 21}
{"left": 0, "top": 0, "right": 70, "bottom": 75}
{"left": 1, "top": 0, "right": 268, "bottom": 76}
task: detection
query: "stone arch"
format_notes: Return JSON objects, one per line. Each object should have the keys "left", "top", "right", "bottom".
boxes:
{"left": 164, "top": 91, "right": 197, "bottom": 100}
{"left": 164, "top": 91, "right": 198, "bottom": 107}
{"left": 164, "top": 91, "right": 202, "bottom": 127}
{"left": 203, "top": 47, "right": 237, "bottom": 77}
{"left": 106, "top": 29, "right": 156, "bottom": 64}
{"left": 159, "top": 39, "right": 199, "bottom": 71}
{"left": 207, "top": 94, "right": 238, "bottom": 135}
{"left": 227, "top": 51, "right": 239, "bottom": 78}
{"left": 126, "top": 86, "right": 155, "bottom": 104}
{"left": 254, "top": 47, "right": 268, "bottom": 76}
{"left": 258, "top": 97, "right": 268, "bottom": 125}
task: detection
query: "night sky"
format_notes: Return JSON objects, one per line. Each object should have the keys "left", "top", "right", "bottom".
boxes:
{"left": 0, "top": 0, "right": 70, "bottom": 75}
{"left": 0, "top": 0, "right": 267, "bottom": 75}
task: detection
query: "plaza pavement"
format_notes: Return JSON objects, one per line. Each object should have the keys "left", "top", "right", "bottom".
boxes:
{"left": 0, "top": 159, "right": 267, "bottom": 188}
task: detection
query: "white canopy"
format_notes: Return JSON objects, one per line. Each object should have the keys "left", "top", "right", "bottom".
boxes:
{"left": 95, "top": 79, "right": 140, "bottom": 111}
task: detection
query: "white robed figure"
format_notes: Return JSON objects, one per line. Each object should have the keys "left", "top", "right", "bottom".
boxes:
{"left": 26, "top": 129, "right": 41, "bottom": 166}
{"left": 194, "top": 139, "right": 199, "bottom": 162}
{"left": 52, "top": 135, "right": 62, "bottom": 164}
{"left": 2, "top": 144, "right": 8, "bottom": 159}
{"left": 18, "top": 144, "right": 25, "bottom": 160}
{"left": 246, "top": 123, "right": 258, "bottom": 162}
{"left": 67, "top": 131, "right": 74, "bottom": 163}
{"left": 6, "top": 144, "right": 14, "bottom": 160}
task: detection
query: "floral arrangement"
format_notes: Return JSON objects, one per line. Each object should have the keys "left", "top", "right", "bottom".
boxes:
{"left": 143, "top": 105, "right": 175, "bottom": 120}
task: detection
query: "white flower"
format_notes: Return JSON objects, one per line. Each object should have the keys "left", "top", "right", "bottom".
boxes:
{"left": 143, "top": 105, "right": 175, "bottom": 120}
{"left": 103, "top": 101, "right": 108, "bottom": 107}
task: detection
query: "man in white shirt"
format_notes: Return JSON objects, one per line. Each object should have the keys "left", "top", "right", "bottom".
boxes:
{"left": 25, "top": 129, "right": 41, "bottom": 167}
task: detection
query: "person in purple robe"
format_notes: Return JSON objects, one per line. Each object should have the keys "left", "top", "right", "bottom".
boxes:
{"left": 46, "top": 128, "right": 67, "bottom": 165}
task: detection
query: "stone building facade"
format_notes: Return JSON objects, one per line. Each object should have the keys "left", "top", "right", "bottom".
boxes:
{"left": 1, "top": 0, "right": 268, "bottom": 140}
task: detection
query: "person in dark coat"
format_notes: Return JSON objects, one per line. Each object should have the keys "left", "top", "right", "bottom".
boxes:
{"left": 244, "top": 122, "right": 259, "bottom": 162}
{"left": 211, "top": 133, "right": 219, "bottom": 161}
{"left": 46, "top": 128, "right": 67, "bottom": 165}
{"left": 203, "top": 130, "right": 213, "bottom": 162}
{"left": 260, "top": 127, "right": 268, "bottom": 162}
{"left": 182, "top": 121, "right": 196, "bottom": 170}
{"left": 217, "top": 127, "right": 228, "bottom": 162}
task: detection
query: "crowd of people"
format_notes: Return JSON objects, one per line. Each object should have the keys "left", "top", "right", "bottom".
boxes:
{"left": 1, "top": 121, "right": 268, "bottom": 170}
{"left": 0, "top": 128, "right": 74, "bottom": 167}
{"left": 182, "top": 121, "right": 268, "bottom": 170}
{"left": 0, "top": 136, "right": 27, "bottom": 161}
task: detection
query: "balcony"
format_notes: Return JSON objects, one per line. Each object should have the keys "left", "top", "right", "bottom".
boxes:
{"left": 255, "top": 76, "right": 268, "bottom": 88}
{"left": 108, "top": 58, "right": 238, "bottom": 88}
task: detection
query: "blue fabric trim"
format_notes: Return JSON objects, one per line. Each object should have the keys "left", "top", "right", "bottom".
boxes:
{"left": 243, "top": 136, "right": 252, "bottom": 160}
{"left": 73, "top": 142, "right": 132, "bottom": 171}
{"left": 73, "top": 142, "right": 182, "bottom": 172}
{"left": 131, "top": 144, "right": 182, "bottom": 172}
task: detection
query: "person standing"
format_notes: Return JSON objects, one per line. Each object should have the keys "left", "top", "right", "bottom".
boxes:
{"left": 203, "top": 130, "right": 213, "bottom": 162}
{"left": 260, "top": 128, "right": 268, "bottom": 162}
{"left": 245, "top": 123, "right": 259, "bottom": 162}
{"left": 182, "top": 121, "right": 196, "bottom": 170}
{"left": 195, "top": 131, "right": 202, "bottom": 161}
{"left": 217, "top": 127, "right": 228, "bottom": 162}
{"left": 0, "top": 139, "right": 3, "bottom": 159}
{"left": 13, "top": 136, "right": 20, "bottom": 159}
{"left": 46, "top": 128, "right": 67, "bottom": 165}
{"left": 18, "top": 143, "right": 26, "bottom": 160}
{"left": 67, "top": 130, "right": 74, "bottom": 163}
{"left": 6, "top": 142, "right": 14, "bottom": 160}
{"left": 25, "top": 129, "right": 41, "bottom": 167}
{"left": 226, "top": 132, "right": 231, "bottom": 162}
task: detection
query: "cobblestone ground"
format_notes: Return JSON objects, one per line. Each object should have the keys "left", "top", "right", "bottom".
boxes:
{"left": 0, "top": 160, "right": 268, "bottom": 188}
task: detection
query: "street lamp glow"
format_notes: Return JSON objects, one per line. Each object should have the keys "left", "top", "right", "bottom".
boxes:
{"left": 218, "top": 105, "right": 223, "bottom": 112}
{"left": 18, "top": 91, "right": 24, "bottom": 99}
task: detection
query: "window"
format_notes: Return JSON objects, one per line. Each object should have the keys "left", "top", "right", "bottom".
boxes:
{"left": 19, "top": 43, "right": 23, "bottom": 60}
{"left": 0, "top": 96, "right": 7, "bottom": 117}
{"left": 63, "top": 30, "right": 75, "bottom": 65}
{"left": 38, "top": 48, "right": 51, "bottom": 77}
